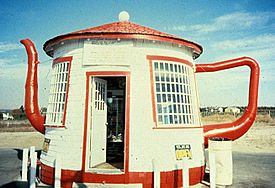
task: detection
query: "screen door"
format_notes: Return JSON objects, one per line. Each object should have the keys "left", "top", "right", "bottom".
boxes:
{"left": 89, "top": 77, "right": 107, "bottom": 168}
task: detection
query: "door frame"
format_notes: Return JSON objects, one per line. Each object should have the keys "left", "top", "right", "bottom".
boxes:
{"left": 82, "top": 71, "right": 131, "bottom": 173}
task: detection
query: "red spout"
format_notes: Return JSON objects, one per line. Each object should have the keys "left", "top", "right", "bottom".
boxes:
{"left": 196, "top": 57, "right": 260, "bottom": 147}
{"left": 21, "top": 39, "right": 45, "bottom": 134}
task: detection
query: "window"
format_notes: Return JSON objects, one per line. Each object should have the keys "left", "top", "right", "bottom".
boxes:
{"left": 94, "top": 81, "right": 106, "bottom": 111}
{"left": 152, "top": 60, "right": 199, "bottom": 126}
{"left": 46, "top": 60, "right": 70, "bottom": 125}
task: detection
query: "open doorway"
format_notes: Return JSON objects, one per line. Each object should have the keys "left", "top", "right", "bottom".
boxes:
{"left": 89, "top": 76, "right": 126, "bottom": 171}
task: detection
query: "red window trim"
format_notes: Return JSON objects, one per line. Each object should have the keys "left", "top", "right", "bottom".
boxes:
{"left": 147, "top": 55, "right": 194, "bottom": 67}
{"left": 82, "top": 71, "right": 131, "bottom": 175}
{"left": 52, "top": 56, "right": 73, "bottom": 67}
{"left": 45, "top": 56, "right": 73, "bottom": 128}
{"left": 147, "top": 55, "right": 201, "bottom": 129}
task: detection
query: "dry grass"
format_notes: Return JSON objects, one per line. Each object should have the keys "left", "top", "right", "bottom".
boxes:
{"left": 0, "top": 120, "right": 36, "bottom": 132}
{"left": 201, "top": 113, "right": 275, "bottom": 125}
{"left": 201, "top": 114, "right": 237, "bottom": 124}
{"left": 256, "top": 114, "right": 275, "bottom": 123}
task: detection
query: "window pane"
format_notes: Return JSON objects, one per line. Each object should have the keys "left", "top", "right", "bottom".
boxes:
{"left": 161, "top": 73, "right": 165, "bottom": 81}
{"left": 163, "top": 106, "right": 168, "bottom": 113}
{"left": 154, "top": 62, "right": 159, "bottom": 71}
{"left": 156, "top": 83, "right": 160, "bottom": 92}
{"left": 165, "top": 63, "right": 169, "bottom": 71}
{"left": 173, "top": 94, "right": 176, "bottom": 102}
{"left": 161, "top": 83, "right": 166, "bottom": 92}
{"left": 162, "top": 94, "right": 166, "bottom": 102}
{"left": 169, "top": 105, "right": 173, "bottom": 113}
{"left": 174, "top": 115, "right": 178, "bottom": 124}
{"left": 160, "top": 63, "right": 164, "bottom": 71}
{"left": 166, "top": 73, "right": 170, "bottom": 82}
{"left": 170, "top": 64, "right": 173, "bottom": 72}
{"left": 179, "top": 116, "right": 182, "bottom": 124}
{"left": 155, "top": 73, "right": 160, "bottom": 81}
{"left": 175, "top": 74, "right": 178, "bottom": 82}
{"left": 167, "top": 94, "right": 171, "bottom": 102}
{"left": 167, "top": 84, "right": 171, "bottom": 92}
{"left": 178, "top": 104, "right": 181, "bottom": 113}
{"left": 169, "top": 115, "right": 173, "bottom": 124}
{"left": 172, "top": 84, "right": 175, "bottom": 92}
{"left": 174, "top": 64, "right": 177, "bottom": 72}
{"left": 176, "top": 84, "right": 179, "bottom": 93}
{"left": 173, "top": 104, "right": 177, "bottom": 113}
{"left": 164, "top": 115, "right": 169, "bottom": 124}
{"left": 171, "top": 74, "right": 174, "bottom": 82}
{"left": 158, "top": 115, "right": 163, "bottom": 124}
{"left": 157, "top": 104, "right": 162, "bottom": 113}
{"left": 177, "top": 94, "right": 180, "bottom": 103}
{"left": 157, "top": 94, "right": 161, "bottom": 102}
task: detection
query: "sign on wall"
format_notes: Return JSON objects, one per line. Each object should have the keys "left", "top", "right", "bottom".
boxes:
{"left": 175, "top": 144, "right": 192, "bottom": 160}
{"left": 42, "top": 138, "right": 51, "bottom": 153}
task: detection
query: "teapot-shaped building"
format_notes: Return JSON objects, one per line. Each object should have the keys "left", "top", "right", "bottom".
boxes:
{"left": 21, "top": 12, "right": 259, "bottom": 187}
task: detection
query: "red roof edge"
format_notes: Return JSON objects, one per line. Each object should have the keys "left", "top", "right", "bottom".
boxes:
{"left": 43, "top": 21, "right": 203, "bottom": 58}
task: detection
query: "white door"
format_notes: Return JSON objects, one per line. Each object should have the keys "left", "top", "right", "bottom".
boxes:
{"left": 90, "top": 77, "right": 107, "bottom": 168}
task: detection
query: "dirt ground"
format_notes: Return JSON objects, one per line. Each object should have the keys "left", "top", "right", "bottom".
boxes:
{"left": 0, "top": 132, "right": 44, "bottom": 149}
{"left": 232, "top": 122, "right": 275, "bottom": 153}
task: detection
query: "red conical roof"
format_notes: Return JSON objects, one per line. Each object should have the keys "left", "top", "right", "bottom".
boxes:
{"left": 69, "top": 21, "right": 182, "bottom": 38}
{"left": 44, "top": 21, "right": 203, "bottom": 58}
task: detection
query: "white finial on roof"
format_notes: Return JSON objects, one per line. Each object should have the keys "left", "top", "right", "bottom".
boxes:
{"left": 119, "top": 11, "right": 130, "bottom": 22}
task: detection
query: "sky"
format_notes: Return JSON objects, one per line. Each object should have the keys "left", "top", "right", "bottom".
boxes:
{"left": 0, "top": 0, "right": 274, "bottom": 109}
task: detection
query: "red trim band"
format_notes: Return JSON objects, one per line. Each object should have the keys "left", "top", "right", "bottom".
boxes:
{"left": 40, "top": 163, "right": 204, "bottom": 187}
{"left": 53, "top": 56, "right": 73, "bottom": 66}
{"left": 147, "top": 55, "right": 193, "bottom": 67}
{"left": 44, "top": 34, "right": 202, "bottom": 58}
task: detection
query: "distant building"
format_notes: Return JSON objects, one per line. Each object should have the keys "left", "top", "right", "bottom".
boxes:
{"left": 218, "top": 107, "right": 224, "bottom": 113}
{"left": 2, "top": 113, "right": 14, "bottom": 120}
{"left": 225, "top": 107, "right": 240, "bottom": 115}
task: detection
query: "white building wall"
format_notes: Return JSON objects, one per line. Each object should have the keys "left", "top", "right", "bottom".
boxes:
{"left": 41, "top": 40, "right": 86, "bottom": 170}
{"left": 41, "top": 38, "right": 204, "bottom": 172}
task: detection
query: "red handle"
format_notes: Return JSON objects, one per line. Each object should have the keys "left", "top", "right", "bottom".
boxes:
{"left": 195, "top": 57, "right": 260, "bottom": 146}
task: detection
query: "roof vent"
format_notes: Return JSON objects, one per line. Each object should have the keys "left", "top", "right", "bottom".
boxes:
{"left": 119, "top": 11, "right": 130, "bottom": 22}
